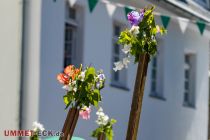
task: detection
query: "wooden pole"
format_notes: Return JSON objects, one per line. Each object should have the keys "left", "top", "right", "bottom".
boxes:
{"left": 97, "top": 133, "right": 106, "bottom": 140}
{"left": 126, "top": 54, "right": 150, "bottom": 140}
{"left": 60, "top": 108, "right": 79, "bottom": 140}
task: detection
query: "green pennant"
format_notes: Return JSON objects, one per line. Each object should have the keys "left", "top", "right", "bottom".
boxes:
{"left": 124, "top": 6, "right": 134, "bottom": 19}
{"left": 196, "top": 21, "right": 206, "bottom": 35}
{"left": 88, "top": 0, "right": 99, "bottom": 13}
{"left": 161, "top": 15, "right": 170, "bottom": 29}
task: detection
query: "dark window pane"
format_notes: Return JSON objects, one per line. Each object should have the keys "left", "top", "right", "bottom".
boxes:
{"left": 153, "top": 57, "right": 157, "bottom": 67}
{"left": 114, "top": 43, "right": 120, "bottom": 55}
{"left": 65, "top": 43, "right": 72, "bottom": 55}
{"left": 65, "top": 27, "right": 73, "bottom": 41}
{"left": 69, "top": 7, "right": 76, "bottom": 19}
{"left": 64, "top": 57, "right": 71, "bottom": 68}
{"left": 151, "top": 81, "right": 156, "bottom": 92}
{"left": 184, "top": 92, "right": 189, "bottom": 102}
{"left": 114, "top": 57, "right": 119, "bottom": 62}
{"left": 114, "top": 72, "right": 119, "bottom": 81}
{"left": 185, "top": 81, "right": 189, "bottom": 90}
{"left": 185, "top": 55, "right": 190, "bottom": 64}
{"left": 185, "top": 70, "right": 189, "bottom": 79}
{"left": 151, "top": 69, "right": 156, "bottom": 79}
{"left": 64, "top": 24, "right": 76, "bottom": 68}
{"left": 114, "top": 25, "right": 120, "bottom": 36}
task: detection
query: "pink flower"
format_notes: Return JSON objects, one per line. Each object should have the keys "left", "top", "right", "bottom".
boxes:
{"left": 79, "top": 107, "right": 91, "bottom": 120}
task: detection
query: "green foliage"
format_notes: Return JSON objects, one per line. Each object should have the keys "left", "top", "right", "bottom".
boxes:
{"left": 91, "top": 119, "right": 117, "bottom": 140}
{"left": 62, "top": 66, "right": 105, "bottom": 109}
{"left": 30, "top": 133, "right": 39, "bottom": 140}
{"left": 118, "top": 6, "right": 167, "bottom": 63}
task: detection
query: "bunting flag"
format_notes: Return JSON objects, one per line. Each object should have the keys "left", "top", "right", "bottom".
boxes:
{"left": 69, "top": 0, "right": 77, "bottom": 7}
{"left": 196, "top": 21, "right": 206, "bottom": 35}
{"left": 105, "top": 2, "right": 116, "bottom": 16}
{"left": 161, "top": 15, "right": 171, "bottom": 29}
{"left": 84, "top": 0, "right": 209, "bottom": 36}
{"left": 124, "top": 6, "right": 134, "bottom": 19}
{"left": 88, "top": 0, "right": 99, "bottom": 13}
{"left": 177, "top": 17, "right": 189, "bottom": 33}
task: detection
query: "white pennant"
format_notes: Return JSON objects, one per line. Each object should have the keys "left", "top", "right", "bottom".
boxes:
{"left": 177, "top": 17, "right": 189, "bottom": 33}
{"left": 69, "top": 0, "right": 77, "bottom": 7}
{"left": 105, "top": 2, "right": 116, "bottom": 16}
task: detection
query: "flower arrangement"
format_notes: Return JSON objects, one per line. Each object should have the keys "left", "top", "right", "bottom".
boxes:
{"left": 113, "top": 6, "right": 166, "bottom": 71}
{"left": 57, "top": 64, "right": 106, "bottom": 139}
{"left": 30, "top": 121, "right": 45, "bottom": 140}
{"left": 91, "top": 107, "right": 117, "bottom": 140}
{"left": 57, "top": 64, "right": 106, "bottom": 112}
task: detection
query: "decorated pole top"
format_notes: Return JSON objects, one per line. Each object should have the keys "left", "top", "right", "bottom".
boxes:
{"left": 113, "top": 6, "right": 166, "bottom": 71}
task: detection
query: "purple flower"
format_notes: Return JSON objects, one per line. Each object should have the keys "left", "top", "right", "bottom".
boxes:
{"left": 127, "top": 10, "right": 144, "bottom": 26}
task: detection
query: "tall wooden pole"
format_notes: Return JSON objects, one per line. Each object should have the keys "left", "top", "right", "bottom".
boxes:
{"left": 60, "top": 107, "right": 79, "bottom": 140}
{"left": 126, "top": 54, "right": 150, "bottom": 140}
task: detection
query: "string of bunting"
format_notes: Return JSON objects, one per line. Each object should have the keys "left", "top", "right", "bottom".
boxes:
{"left": 68, "top": 0, "right": 210, "bottom": 35}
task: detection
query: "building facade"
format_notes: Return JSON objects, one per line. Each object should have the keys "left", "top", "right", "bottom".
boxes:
{"left": 1, "top": 0, "right": 210, "bottom": 140}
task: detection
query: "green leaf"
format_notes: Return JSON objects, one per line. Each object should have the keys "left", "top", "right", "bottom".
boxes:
{"left": 63, "top": 95, "right": 69, "bottom": 105}
{"left": 85, "top": 67, "right": 96, "bottom": 82}
{"left": 110, "top": 119, "right": 117, "bottom": 125}
{"left": 63, "top": 94, "right": 73, "bottom": 109}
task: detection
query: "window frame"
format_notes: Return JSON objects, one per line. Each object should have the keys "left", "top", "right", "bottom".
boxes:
{"left": 183, "top": 52, "right": 196, "bottom": 108}
{"left": 110, "top": 22, "right": 129, "bottom": 90}
{"left": 63, "top": 3, "right": 84, "bottom": 68}
{"left": 149, "top": 39, "right": 165, "bottom": 101}
{"left": 192, "top": 0, "right": 210, "bottom": 9}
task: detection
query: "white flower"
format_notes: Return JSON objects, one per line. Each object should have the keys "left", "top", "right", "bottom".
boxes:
{"left": 72, "top": 80, "right": 76, "bottom": 85}
{"left": 95, "top": 107, "right": 110, "bottom": 126}
{"left": 122, "top": 44, "right": 131, "bottom": 54}
{"left": 103, "top": 115, "right": 109, "bottom": 122}
{"left": 73, "top": 87, "right": 77, "bottom": 92}
{"left": 62, "top": 85, "right": 70, "bottom": 91}
{"left": 97, "top": 74, "right": 106, "bottom": 81}
{"left": 98, "top": 107, "right": 103, "bottom": 112}
{"left": 96, "top": 111, "right": 105, "bottom": 117}
{"left": 113, "top": 61, "right": 124, "bottom": 72}
{"left": 122, "top": 57, "right": 130, "bottom": 68}
{"left": 79, "top": 71, "right": 86, "bottom": 81}
{"left": 32, "top": 121, "right": 45, "bottom": 132}
{"left": 129, "top": 26, "right": 139, "bottom": 35}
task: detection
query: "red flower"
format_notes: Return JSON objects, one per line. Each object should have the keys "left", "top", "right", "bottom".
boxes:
{"left": 64, "top": 65, "right": 74, "bottom": 77}
{"left": 64, "top": 65, "right": 81, "bottom": 80}
{"left": 57, "top": 73, "right": 69, "bottom": 85}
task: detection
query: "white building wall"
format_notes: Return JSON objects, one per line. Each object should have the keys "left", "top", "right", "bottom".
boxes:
{"left": 38, "top": 0, "right": 210, "bottom": 140}
{"left": 0, "top": 0, "right": 22, "bottom": 139}
{"left": 39, "top": 0, "right": 66, "bottom": 131}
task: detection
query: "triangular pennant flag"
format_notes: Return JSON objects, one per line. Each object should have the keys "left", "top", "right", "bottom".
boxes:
{"left": 69, "top": 0, "right": 77, "bottom": 7}
{"left": 88, "top": 0, "right": 99, "bottom": 13}
{"left": 105, "top": 2, "right": 116, "bottom": 16}
{"left": 161, "top": 15, "right": 170, "bottom": 29}
{"left": 124, "top": 6, "right": 133, "bottom": 19}
{"left": 177, "top": 17, "right": 189, "bottom": 33}
{"left": 196, "top": 21, "right": 206, "bottom": 35}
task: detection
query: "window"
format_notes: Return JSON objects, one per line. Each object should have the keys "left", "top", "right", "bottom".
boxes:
{"left": 193, "top": 0, "right": 210, "bottom": 9}
{"left": 111, "top": 24, "right": 128, "bottom": 89}
{"left": 64, "top": 3, "right": 83, "bottom": 68}
{"left": 183, "top": 53, "right": 196, "bottom": 107}
{"left": 150, "top": 40, "right": 164, "bottom": 100}
{"left": 64, "top": 23, "right": 76, "bottom": 67}
{"left": 151, "top": 56, "right": 158, "bottom": 93}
